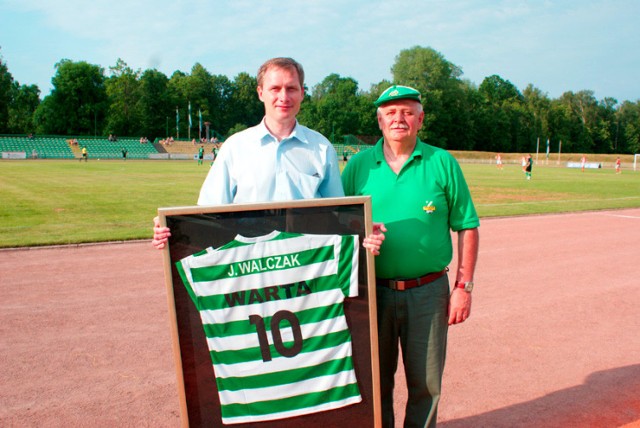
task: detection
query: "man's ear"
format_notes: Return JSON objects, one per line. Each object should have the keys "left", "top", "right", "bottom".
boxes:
{"left": 256, "top": 86, "right": 264, "bottom": 102}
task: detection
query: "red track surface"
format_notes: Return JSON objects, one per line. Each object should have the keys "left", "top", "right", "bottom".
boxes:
{"left": 1, "top": 209, "right": 639, "bottom": 427}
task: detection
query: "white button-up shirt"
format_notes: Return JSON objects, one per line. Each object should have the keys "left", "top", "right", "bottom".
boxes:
{"left": 197, "top": 119, "right": 344, "bottom": 205}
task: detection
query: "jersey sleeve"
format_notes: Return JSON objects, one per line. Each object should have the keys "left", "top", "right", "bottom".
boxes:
{"left": 337, "top": 234, "right": 359, "bottom": 298}
{"left": 175, "top": 255, "right": 201, "bottom": 307}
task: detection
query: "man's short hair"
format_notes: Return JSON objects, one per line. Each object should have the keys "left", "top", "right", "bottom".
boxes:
{"left": 257, "top": 57, "right": 305, "bottom": 88}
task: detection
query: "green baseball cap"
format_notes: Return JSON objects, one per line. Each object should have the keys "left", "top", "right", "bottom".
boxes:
{"left": 374, "top": 85, "right": 422, "bottom": 107}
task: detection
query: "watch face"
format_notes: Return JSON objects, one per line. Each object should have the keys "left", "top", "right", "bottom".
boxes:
{"left": 455, "top": 282, "right": 473, "bottom": 292}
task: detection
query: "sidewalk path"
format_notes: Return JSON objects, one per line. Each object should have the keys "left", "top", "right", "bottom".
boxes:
{"left": 1, "top": 209, "right": 639, "bottom": 427}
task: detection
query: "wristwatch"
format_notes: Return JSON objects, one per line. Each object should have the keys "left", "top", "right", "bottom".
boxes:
{"left": 455, "top": 281, "right": 474, "bottom": 292}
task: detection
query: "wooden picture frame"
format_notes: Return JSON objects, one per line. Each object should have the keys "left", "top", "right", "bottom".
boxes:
{"left": 159, "top": 196, "right": 381, "bottom": 427}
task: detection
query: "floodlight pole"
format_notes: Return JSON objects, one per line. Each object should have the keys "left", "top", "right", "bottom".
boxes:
{"left": 205, "top": 122, "right": 211, "bottom": 142}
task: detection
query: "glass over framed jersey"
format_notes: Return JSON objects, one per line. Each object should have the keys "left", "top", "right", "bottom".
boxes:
{"left": 159, "top": 196, "right": 381, "bottom": 427}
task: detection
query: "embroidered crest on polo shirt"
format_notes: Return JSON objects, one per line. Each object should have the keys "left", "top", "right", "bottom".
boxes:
{"left": 423, "top": 201, "right": 436, "bottom": 214}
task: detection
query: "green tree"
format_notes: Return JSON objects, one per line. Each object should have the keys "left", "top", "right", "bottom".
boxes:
{"left": 617, "top": 100, "right": 640, "bottom": 154}
{"left": 34, "top": 59, "right": 107, "bottom": 135}
{"left": 166, "top": 71, "right": 188, "bottom": 138}
{"left": 137, "top": 68, "right": 169, "bottom": 140}
{"left": 0, "top": 51, "right": 14, "bottom": 133}
{"left": 181, "top": 63, "right": 214, "bottom": 139}
{"left": 547, "top": 100, "right": 572, "bottom": 154}
{"left": 302, "top": 74, "right": 362, "bottom": 139}
{"left": 209, "top": 74, "right": 233, "bottom": 135}
{"left": 390, "top": 46, "right": 469, "bottom": 148}
{"left": 477, "top": 75, "right": 529, "bottom": 153}
{"left": 104, "top": 59, "right": 141, "bottom": 137}
{"left": 456, "top": 80, "right": 483, "bottom": 151}
{"left": 475, "top": 102, "right": 511, "bottom": 153}
{"left": 226, "top": 72, "right": 263, "bottom": 134}
{"left": 556, "top": 90, "right": 599, "bottom": 153}
{"left": 226, "top": 122, "right": 249, "bottom": 137}
{"left": 479, "top": 75, "right": 521, "bottom": 103}
{"left": 7, "top": 83, "right": 40, "bottom": 133}
{"left": 523, "top": 84, "right": 551, "bottom": 152}
{"left": 167, "top": 65, "right": 233, "bottom": 139}
{"left": 593, "top": 97, "right": 618, "bottom": 153}
{"left": 354, "top": 80, "right": 393, "bottom": 138}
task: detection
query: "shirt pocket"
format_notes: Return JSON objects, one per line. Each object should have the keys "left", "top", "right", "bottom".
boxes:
{"left": 288, "top": 171, "right": 322, "bottom": 198}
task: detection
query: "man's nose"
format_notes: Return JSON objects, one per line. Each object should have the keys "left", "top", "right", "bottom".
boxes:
{"left": 392, "top": 112, "right": 405, "bottom": 122}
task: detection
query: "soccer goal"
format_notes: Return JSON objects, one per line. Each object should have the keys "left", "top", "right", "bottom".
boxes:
{"left": 635, "top": 153, "right": 639, "bottom": 171}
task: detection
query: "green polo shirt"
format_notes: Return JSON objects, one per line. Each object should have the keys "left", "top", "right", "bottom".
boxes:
{"left": 342, "top": 138, "right": 479, "bottom": 279}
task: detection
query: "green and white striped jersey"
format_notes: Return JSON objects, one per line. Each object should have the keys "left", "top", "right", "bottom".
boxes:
{"left": 176, "top": 230, "right": 361, "bottom": 425}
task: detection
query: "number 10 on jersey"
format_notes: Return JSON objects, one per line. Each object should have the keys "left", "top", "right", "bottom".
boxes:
{"left": 249, "top": 310, "right": 303, "bottom": 362}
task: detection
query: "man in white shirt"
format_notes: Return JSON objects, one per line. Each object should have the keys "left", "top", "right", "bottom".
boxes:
{"left": 152, "top": 58, "right": 344, "bottom": 249}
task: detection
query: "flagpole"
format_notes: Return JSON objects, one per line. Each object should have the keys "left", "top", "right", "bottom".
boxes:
{"left": 557, "top": 140, "right": 562, "bottom": 165}
{"left": 188, "top": 102, "right": 192, "bottom": 141}
{"left": 546, "top": 138, "right": 550, "bottom": 165}
{"left": 176, "top": 107, "right": 179, "bottom": 139}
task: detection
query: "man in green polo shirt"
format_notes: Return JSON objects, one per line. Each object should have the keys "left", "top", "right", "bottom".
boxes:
{"left": 342, "top": 85, "right": 480, "bottom": 428}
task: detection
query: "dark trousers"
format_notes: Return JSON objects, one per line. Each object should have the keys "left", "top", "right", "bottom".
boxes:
{"left": 376, "top": 275, "right": 449, "bottom": 428}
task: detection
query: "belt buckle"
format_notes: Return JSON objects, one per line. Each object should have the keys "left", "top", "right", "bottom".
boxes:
{"left": 389, "top": 279, "right": 406, "bottom": 291}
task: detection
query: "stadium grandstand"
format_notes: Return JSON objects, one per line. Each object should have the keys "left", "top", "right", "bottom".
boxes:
{"left": 0, "top": 135, "right": 161, "bottom": 160}
{"left": 334, "top": 135, "right": 372, "bottom": 160}
{"left": 1, "top": 134, "right": 374, "bottom": 160}
{"left": 74, "top": 137, "right": 158, "bottom": 159}
{"left": 0, "top": 135, "right": 75, "bottom": 159}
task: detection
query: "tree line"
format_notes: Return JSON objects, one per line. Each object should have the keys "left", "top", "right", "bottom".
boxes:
{"left": 1, "top": 46, "right": 638, "bottom": 154}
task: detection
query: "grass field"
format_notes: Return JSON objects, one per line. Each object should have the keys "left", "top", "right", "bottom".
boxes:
{"left": 1, "top": 158, "right": 638, "bottom": 248}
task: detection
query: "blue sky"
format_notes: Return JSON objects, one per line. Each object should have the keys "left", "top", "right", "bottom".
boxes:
{"left": 1, "top": 0, "right": 639, "bottom": 102}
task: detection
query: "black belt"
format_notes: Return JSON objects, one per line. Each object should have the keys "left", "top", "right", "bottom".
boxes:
{"left": 376, "top": 269, "right": 448, "bottom": 291}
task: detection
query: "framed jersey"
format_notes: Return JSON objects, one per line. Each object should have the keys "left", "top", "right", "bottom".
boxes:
{"left": 159, "top": 196, "right": 380, "bottom": 427}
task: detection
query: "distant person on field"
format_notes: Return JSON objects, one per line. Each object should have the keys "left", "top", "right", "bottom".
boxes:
{"left": 496, "top": 153, "right": 503, "bottom": 169}
{"left": 197, "top": 145, "right": 205, "bottom": 165}
{"left": 210, "top": 145, "right": 218, "bottom": 166}
{"left": 152, "top": 57, "right": 344, "bottom": 249}
{"left": 121, "top": 147, "right": 128, "bottom": 161}
{"left": 525, "top": 154, "right": 533, "bottom": 180}
{"left": 581, "top": 154, "right": 586, "bottom": 172}
{"left": 80, "top": 146, "right": 88, "bottom": 162}
{"left": 521, "top": 155, "right": 526, "bottom": 172}
{"left": 615, "top": 157, "right": 621, "bottom": 174}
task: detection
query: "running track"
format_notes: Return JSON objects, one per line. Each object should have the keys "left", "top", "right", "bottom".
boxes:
{"left": 1, "top": 209, "right": 639, "bottom": 427}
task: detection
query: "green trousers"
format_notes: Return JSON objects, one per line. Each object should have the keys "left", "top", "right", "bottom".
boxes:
{"left": 376, "top": 275, "right": 450, "bottom": 428}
